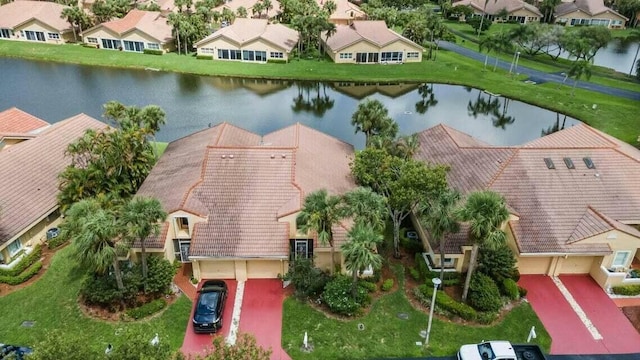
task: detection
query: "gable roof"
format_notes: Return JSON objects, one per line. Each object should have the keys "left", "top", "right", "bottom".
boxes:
{"left": 195, "top": 18, "right": 298, "bottom": 52}
{"left": 0, "top": 1, "right": 72, "bottom": 31}
{"left": 415, "top": 123, "right": 640, "bottom": 255}
{"left": 453, "top": 0, "right": 542, "bottom": 16}
{"left": 555, "top": 0, "right": 628, "bottom": 19}
{"left": 316, "top": 0, "right": 365, "bottom": 21}
{"left": 86, "top": 9, "right": 173, "bottom": 43}
{"left": 136, "top": 123, "right": 356, "bottom": 258}
{"left": 324, "top": 21, "right": 424, "bottom": 52}
{"left": 0, "top": 114, "right": 108, "bottom": 246}
{"left": 0, "top": 107, "right": 50, "bottom": 140}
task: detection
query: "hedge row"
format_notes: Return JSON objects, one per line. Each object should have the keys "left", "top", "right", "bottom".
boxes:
{"left": 196, "top": 54, "right": 213, "bottom": 60}
{"left": 417, "top": 283, "right": 477, "bottom": 320}
{"left": 48, "top": 235, "right": 67, "bottom": 249}
{"left": 143, "top": 49, "right": 163, "bottom": 55}
{"left": 612, "top": 284, "right": 640, "bottom": 296}
{"left": 0, "top": 245, "right": 42, "bottom": 277}
{"left": 0, "top": 261, "right": 43, "bottom": 285}
{"left": 125, "top": 298, "right": 167, "bottom": 320}
{"left": 267, "top": 59, "right": 287, "bottom": 64}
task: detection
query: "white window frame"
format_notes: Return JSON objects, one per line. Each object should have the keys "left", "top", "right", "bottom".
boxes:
{"left": 612, "top": 251, "right": 631, "bottom": 267}
{"left": 339, "top": 52, "right": 352, "bottom": 59}
{"left": 86, "top": 37, "right": 98, "bottom": 44}
{"left": 48, "top": 32, "right": 60, "bottom": 40}
{"left": 7, "top": 240, "right": 22, "bottom": 256}
{"left": 147, "top": 43, "right": 160, "bottom": 50}
{"left": 406, "top": 52, "right": 419, "bottom": 59}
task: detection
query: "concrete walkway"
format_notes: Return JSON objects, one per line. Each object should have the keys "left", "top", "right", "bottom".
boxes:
{"left": 438, "top": 41, "right": 640, "bottom": 101}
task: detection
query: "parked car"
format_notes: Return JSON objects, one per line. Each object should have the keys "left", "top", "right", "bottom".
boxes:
{"left": 0, "top": 343, "right": 32, "bottom": 359}
{"left": 192, "top": 280, "right": 227, "bottom": 333}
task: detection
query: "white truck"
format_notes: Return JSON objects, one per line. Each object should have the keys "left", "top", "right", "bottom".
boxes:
{"left": 457, "top": 341, "right": 546, "bottom": 360}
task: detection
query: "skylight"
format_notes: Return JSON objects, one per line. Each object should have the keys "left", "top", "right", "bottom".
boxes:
{"left": 544, "top": 158, "right": 555, "bottom": 169}
{"left": 563, "top": 158, "right": 575, "bottom": 169}
{"left": 583, "top": 157, "right": 596, "bottom": 169}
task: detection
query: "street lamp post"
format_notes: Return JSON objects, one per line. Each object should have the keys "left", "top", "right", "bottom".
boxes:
{"left": 424, "top": 277, "right": 442, "bottom": 347}
{"left": 514, "top": 51, "right": 521, "bottom": 75}
{"left": 509, "top": 50, "right": 521, "bottom": 75}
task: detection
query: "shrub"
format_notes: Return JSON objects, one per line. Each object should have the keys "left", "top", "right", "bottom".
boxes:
{"left": 125, "top": 298, "right": 166, "bottom": 320}
{"left": 612, "top": 284, "right": 640, "bottom": 296}
{"left": 400, "top": 236, "right": 424, "bottom": 255}
{"left": 143, "top": 49, "right": 163, "bottom": 55}
{"left": 381, "top": 279, "right": 394, "bottom": 291}
{"left": 196, "top": 54, "right": 213, "bottom": 60}
{"left": 476, "top": 311, "right": 499, "bottom": 325}
{"left": 142, "top": 256, "right": 176, "bottom": 294}
{"left": 0, "top": 261, "right": 42, "bottom": 285}
{"left": 322, "top": 276, "right": 368, "bottom": 316}
{"left": 417, "top": 284, "right": 477, "bottom": 321}
{"left": 80, "top": 273, "right": 139, "bottom": 310}
{"left": 282, "top": 258, "right": 329, "bottom": 299}
{"left": 477, "top": 243, "right": 517, "bottom": 284}
{"left": 502, "top": 278, "right": 520, "bottom": 300}
{"left": 518, "top": 285, "right": 528, "bottom": 298}
{"left": 409, "top": 267, "right": 421, "bottom": 281}
{"left": 415, "top": 253, "right": 429, "bottom": 279}
{"left": 267, "top": 58, "right": 287, "bottom": 64}
{"left": 468, "top": 272, "right": 503, "bottom": 312}
{"left": 0, "top": 245, "right": 41, "bottom": 277}
{"left": 48, "top": 235, "right": 68, "bottom": 249}
{"left": 359, "top": 280, "right": 376, "bottom": 293}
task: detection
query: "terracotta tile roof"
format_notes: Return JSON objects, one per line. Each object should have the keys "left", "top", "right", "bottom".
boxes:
{"left": 0, "top": 107, "right": 49, "bottom": 138}
{"left": 417, "top": 123, "right": 640, "bottom": 255}
{"left": 137, "top": 123, "right": 357, "bottom": 255}
{"left": 453, "top": 0, "right": 542, "bottom": 16}
{"left": 324, "top": 20, "right": 423, "bottom": 52}
{"left": 195, "top": 18, "right": 298, "bottom": 52}
{"left": 555, "top": 0, "right": 627, "bottom": 19}
{"left": 133, "top": 222, "right": 168, "bottom": 249}
{"left": 88, "top": 9, "right": 173, "bottom": 43}
{"left": 212, "top": 0, "right": 282, "bottom": 17}
{"left": 316, "top": 0, "right": 365, "bottom": 21}
{"left": 0, "top": 114, "right": 107, "bottom": 246}
{"left": 0, "top": 0, "right": 72, "bottom": 31}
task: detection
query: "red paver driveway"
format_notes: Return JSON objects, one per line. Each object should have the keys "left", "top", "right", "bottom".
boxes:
{"left": 239, "top": 279, "right": 291, "bottom": 360}
{"left": 181, "top": 279, "right": 237, "bottom": 358}
{"left": 559, "top": 275, "right": 640, "bottom": 354}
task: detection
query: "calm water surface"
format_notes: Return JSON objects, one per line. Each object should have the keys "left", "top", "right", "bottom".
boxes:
{"left": 0, "top": 57, "right": 581, "bottom": 148}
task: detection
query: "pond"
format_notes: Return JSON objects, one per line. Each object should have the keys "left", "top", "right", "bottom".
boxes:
{"left": 0, "top": 57, "right": 581, "bottom": 149}
{"left": 552, "top": 39, "right": 639, "bottom": 74}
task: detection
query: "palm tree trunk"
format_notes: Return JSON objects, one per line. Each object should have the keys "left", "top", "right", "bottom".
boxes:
{"left": 392, "top": 215, "right": 401, "bottom": 259}
{"left": 113, "top": 258, "right": 125, "bottom": 291}
{"left": 461, "top": 244, "right": 479, "bottom": 301}
{"left": 329, "top": 240, "right": 336, "bottom": 275}
{"left": 141, "top": 239, "right": 148, "bottom": 293}
{"left": 352, "top": 266, "right": 359, "bottom": 299}
{"left": 630, "top": 43, "right": 639, "bottom": 76}
{"left": 439, "top": 239, "right": 446, "bottom": 284}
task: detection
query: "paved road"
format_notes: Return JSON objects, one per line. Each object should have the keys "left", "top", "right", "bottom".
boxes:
{"left": 385, "top": 354, "right": 640, "bottom": 360}
{"left": 438, "top": 41, "right": 640, "bottom": 101}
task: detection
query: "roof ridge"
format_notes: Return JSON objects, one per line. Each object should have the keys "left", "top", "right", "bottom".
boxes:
{"left": 566, "top": 206, "right": 612, "bottom": 244}
{"left": 486, "top": 148, "right": 519, "bottom": 188}
{"left": 581, "top": 123, "right": 620, "bottom": 148}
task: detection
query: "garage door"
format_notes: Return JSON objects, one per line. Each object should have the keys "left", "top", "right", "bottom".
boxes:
{"left": 561, "top": 256, "right": 593, "bottom": 274}
{"left": 517, "top": 257, "right": 552, "bottom": 274}
{"left": 246, "top": 260, "right": 283, "bottom": 279}
{"left": 199, "top": 260, "right": 236, "bottom": 279}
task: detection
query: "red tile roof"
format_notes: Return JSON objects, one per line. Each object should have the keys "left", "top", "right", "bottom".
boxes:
{"left": 0, "top": 114, "right": 107, "bottom": 246}
{"left": 555, "top": 0, "right": 627, "bottom": 19}
{"left": 0, "top": 107, "right": 49, "bottom": 139}
{"left": 88, "top": 9, "right": 173, "bottom": 43}
{"left": 324, "top": 21, "right": 423, "bottom": 52}
{"left": 0, "top": 1, "right": 72, "bottom": 31}
{"left": 453, "top": 0, "right": 542, "bottom": 16}
{"left": 137, "top": 123, "right": 356, "bottom": 257}
{"left": 195, "top": 18, "right": 298, "bottom": 52}
{"left": 416, "top": 123, "right": 640, "bottom": 255}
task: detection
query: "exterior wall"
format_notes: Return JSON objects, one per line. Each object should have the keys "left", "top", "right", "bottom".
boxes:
{"left": 314, "top": 248, "right": 340, "bottom": 273}
{"left": 83, "top": 27, "right": 173, "bottom": 52}
{"left": 197, "top": 37, "right": 292, "bottom": 62}
{"left": 559, "top": 256, "right": 594, "bottom": 273}
{"left": 11, "top": 19, "right": 69, "bottom": 44}
{"left": 0, "top": 209, "right": 61, "bottom": 265}
{"left": 517, "top": 256, "right": 553, "bottom": 274}
{"left": 507, "top": 8, "right": 541, "bottom": 23}
{"left": 578, "top": 230, "right": 640, "bottom": 270}
{"left": 556, "top": 10, "right": 626, "bottom": 28}
{"left": 327, "top": 39, "right": 423, "bottom": 64}
{"left": 194, "top": 258, "right": 287, "bottom": 280}
{"left": 197, "top": 260, "right": 236, "bottom": 279}
{"left": 246, "top": 260, "right": 286, "bottom": 278}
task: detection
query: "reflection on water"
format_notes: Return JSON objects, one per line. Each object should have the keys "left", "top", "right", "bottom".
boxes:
{"left": 0, "top": 57, "right": 583, "bottom": 149}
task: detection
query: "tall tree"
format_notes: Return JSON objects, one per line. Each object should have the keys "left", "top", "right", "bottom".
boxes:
{"left": 122, "top": 197, "right": 167, "bottom": 292}
{"left": 61, "top": 6, "right": 92, "bottom": 42}
{"left": 343, "top": 187, "right": 387, "bottom": 231}
{"left": 568, "top": 60, "right": 592, "bottom": 97}
{"left": 351, "top": 148, "right": 449, "bottom": 258}
{"left": 419, "top": 188, "right": 461, "bottom": 282}
{"left": 623, "top": 29, "right": 640, "bottom": 76}
{"left": 342, "top": 222, "right": 384, "bottom": 299}
{"left": 456, "top": 190, "right": 509, "bottom": 301}
{"left": 351, "top": 99, "right": 398, "bottom": 147}
{"left": 297, "top": 189, "right": 344, "bottom": 274}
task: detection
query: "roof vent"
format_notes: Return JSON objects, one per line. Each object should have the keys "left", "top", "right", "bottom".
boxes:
{"left": 221, "top": 154, "right": 226, "bottom": 159}
{"left": 544, "top": 158, "right": 555, "bottom": 169}
{"left": 583, "top": 157, "right": 595, "bottom": 169}
{"left": 281, "top": 154, "right": 286, "bottom": 159}
{"left": 563, "top": 157, "right": 575, "bottom": 169}
{"left": 270, "top": 154, "right": 275, "bottom": 159}
{"left": 229, "top": 154, "right": 234, "bottom": 159}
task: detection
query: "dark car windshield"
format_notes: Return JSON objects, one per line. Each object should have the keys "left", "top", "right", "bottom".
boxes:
{"left": 197, "top": 291, "right": 221, "bottom": 315}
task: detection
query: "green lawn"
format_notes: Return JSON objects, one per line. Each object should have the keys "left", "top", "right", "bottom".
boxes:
{"left": 0, "top": 41, "right": 638, "bottom": 144}
{"left": 0, "top": 245, "right": 192, "bottom": 352}
{"left": 282, "top": 291, "right": 551, "bottom": 360}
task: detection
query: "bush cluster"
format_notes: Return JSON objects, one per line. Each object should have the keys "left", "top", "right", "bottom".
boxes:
{"left": 468, "top": 272, "right": 503, "bottom": 312}
{"left": 381, "top": 279, "right": 394, "bottom": 291}
{"left": 414, "top": 253, "right": 430, "bottom": 279}
{"left": 142, "top": 256, "right": 177, "bottom": 295}
{"left": 612, "top": 284, "right": 640, "bottom": 296}
{"left": 0, "top": 261, "right": 42, "bottom": 285}
{"left": 417, "top": 284, "right": 477, "bottom": 321}
{"left": 48, "top": 235, "right": 68, "bottom": 249}
{"left": 359, "top": 280, "right": 376, "bottom": 293}
{"left": 267, "top": 59, "right": 287, "bottom": 64}
{"left": 322, "top": 276, "right": 369, "bottom": 316}
{"left": 477, "top": 244, "right": 517, "bottom": 284}
{"left": 282, "top": 258, "right": 330, "bottom": 300}
{"left": 125, "top": 298, "right": 167, "bottom": 320}
{"left": 0, "top": 245, "right": 42, "bottom": 277}
{"left": 501, "top": 278, "right": 520, "bottom": 300}
{"left": 196, "top": 54, "right": 213, "bottom": 60}
{"left": 143, "top": 49, "right": 163, "bottom": 55}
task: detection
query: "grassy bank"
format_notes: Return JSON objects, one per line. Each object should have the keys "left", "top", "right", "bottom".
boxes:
{"left": 1, "top": 41, "right": 638, "bottom": 144}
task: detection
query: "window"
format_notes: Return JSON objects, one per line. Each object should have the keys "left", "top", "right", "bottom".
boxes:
{"left": 380, "top": 51, "right": 403, "bottom": 62}
{"left": 177, "top": 217, "right": 189, "bottom": 231}
{"left": 255, "top": 51, "right": 266, "bottom": 62}
{"left": 48, "top": 33, "right": 60, "bottom": 40}
{"left": 123, "top": 40, "right": 144, "bottom": 52}
{"left": 612, "top": 251, "right": 630, "bottom": 267}
{"left": 339, "top": 52, "right": 352, "bottom": 59}
{"left": 86, "top": 37, "right": 98, "bottom": 44}
{"left": 173, "top": 240, "right": 191, "bottom": 262}
{"left": 22, "top": 30, "right": 45, "bottom": 42}
{"left": 218, "top": 49, "right": 241, "bottom": 60}
{"left": 147, "top": 43, "right": 160, "bottom": 50}
{"left": 0, "top": 28, "right": 11, "bottom": 39}
{"left": 563, "top": 157, "right": 575, "bottom": 169}
{"left": 101, "top": 38, "right": 121, "bottom": 50}
{"left": 406, "top": 52, "right": 419, "bottom": 59}
{"left": 242, "top": 50, "right": 254, "bottom": 61}
{"left": 7, "top": 240, "right": 22, "bottom": 256}
{"left": 544, "top": 157, "right": 555, "bottom": 169}
{"left": 355, "top": 52, "right": 378, "bottom": 63}
{"left": 289, "top": 239, "right": 313, "bottom": 260}
{"left": 270, "top": 51, "right": 283, "bottom": 58}
{"left": 200, "top": 47, "right": 214, "bottom": 54}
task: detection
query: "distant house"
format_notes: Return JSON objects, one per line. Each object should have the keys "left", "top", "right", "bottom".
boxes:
{"left": 0, "top": 1, "right": 73, "bottom": 44}
{"left": 555, "top": 0, "right": 627, "bottom": 28}
{"left": 194, "top": 19, "right": 298, "bottom": 63}
{"left": 0, "top": 108, "right": 50, "bottom": 151}
{"left": 316, "top": 0, "right": 366, "bottom": 25}
{"left": 135, "top": 122, "right": 356, "bottom": 280}
{"left": 322, "top": 21, "right": 424, "bottom": 64}
{"left": 0, "top": 114, "right": 107, "bottom": 268}
{"left": 212, "top": 0, "right": 282, "bottom": 19}
{"left": 452, "top": 0, "right": 542, "bottom": 23}
{"left": 413, "top": 123, "right": 640, "bottom": 290}
{"left": 82, "top": 9, "right": 174, "bottom": 52}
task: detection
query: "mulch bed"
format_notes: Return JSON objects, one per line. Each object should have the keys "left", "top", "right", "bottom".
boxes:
{"left": 0, "top": 244, "right": 60, "bottom": 297}
{"left": 78, "top": 293, "right": 179, "bottom": 322}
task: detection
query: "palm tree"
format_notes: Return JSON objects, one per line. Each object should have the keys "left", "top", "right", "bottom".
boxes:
{"left": 479, "top": 35, "right": 499, "bottom": 69}
{"left": 351, "top": 99, "right": 397, "bottom": 147}
{"left": 297, "top": 189, "right": 344, "bottom": 275}
{"left": 419, "top": 189, "right": 461, "bottom": 282}
{"left": 624, "top": 29, "right": 640, "bottom": 76}
{"left": 568, "top": 60, "right": 592, "bottom": 97}
{"left": 456, "top": 190, "right": 509, "bottom": 301}
{"left": 343, "top": 187, "right": 387, "bottom": 231}
{"left": 61, "top": 6, "right": 90, "bottom": 42}
{"left": 122, "top": 197, "right": 167, "bottom": 292}
{"left": 392, "top": 134, "right": 420, "bottom": 159}
{"left": 262, "top": 0, "right": 273, "bottom": 18}
{"left": 415, "top": 83, "right": 438, "bottom": 114}
{"left": 342, "top": 222, "right": 383, "bottom": 299}
{"left": 237, "top": 6, "right": 248, "bottom": 18}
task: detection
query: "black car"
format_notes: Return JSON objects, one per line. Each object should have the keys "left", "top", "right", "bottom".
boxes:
{"left": 192, "top": 280, "right": 227, "bottom": 333}
{"left": 0, "top": 343, "right": 32, "bottom": 360}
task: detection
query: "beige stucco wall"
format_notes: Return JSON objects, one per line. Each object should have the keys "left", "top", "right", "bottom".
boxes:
{"left": 12, "top": 19, "right": 70, "bottom": 44}
{"left": 197, "top": 36, "right": 292, "bottom": 61}
{"left": 195, "top": 258, "right": 287, "bottom": 280}
{"left": 557, "top": 10, "right": 626, "bottom": 28}
{"left": 246, "top": 259, "right": 287, "bottom": 278}
{"left": 0, "top": 209, "right": 61, "bottom": 264}
{"left": 197, "top": 260, "right": 236, "bottom": 279}
{"left": 559, "top": 256, "right": 594, "bottom": 273}
{"left": 517, "top": 256, "right": 553, "bottom": 274}
{"left": 83, "top": 27, "right": 173, "bottom": 52}
{"left": 576, "top": 230, "right": 640, "bottom": 269}
{"left": 508, "top": 8, "right": 541, "bottom": 23}
{"left": 327, "top": 39, "right": 423, "bottom": 64}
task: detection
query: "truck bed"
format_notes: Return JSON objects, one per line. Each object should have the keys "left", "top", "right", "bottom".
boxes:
{"left": 513, "top": 344, "right": 547, "bottom": 360}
